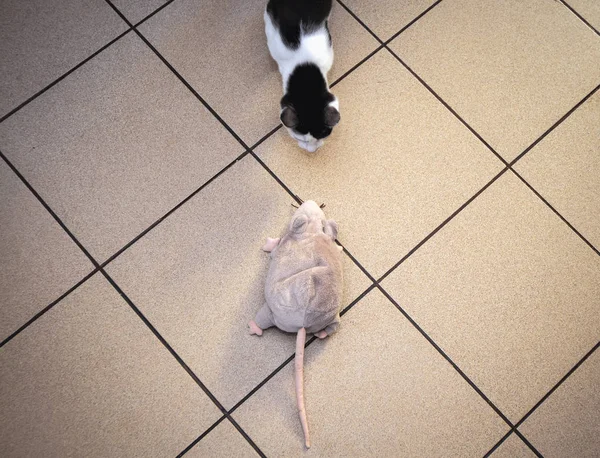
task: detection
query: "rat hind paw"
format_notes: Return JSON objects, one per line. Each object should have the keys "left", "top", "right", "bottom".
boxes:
{"left": 262, "top": 237, "right": 280, "bottom": 252}
{"left": 248, "top": 320, "right": 263, "bottom": 336}
{"left": 315, "top": 330, "right": 328, "bottom": 339}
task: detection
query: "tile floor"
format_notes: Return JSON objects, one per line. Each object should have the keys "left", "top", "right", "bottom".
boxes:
{"left": 1, "top": 0, "right": 599, "bottom": 457}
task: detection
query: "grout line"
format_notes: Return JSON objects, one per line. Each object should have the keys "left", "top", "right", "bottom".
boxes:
{"left": 100, "top": 270, "right": 215, "bottom": 404}
{"left": 484, "top": 341, "right": 599, "bottom": 457}
{"left": 2, "top": 0, "right": 593, "bottom": 453}
{"left": 384, "top": 0, "right": 445, "bottom": 44}
{"left": 227, "top": 284, "right": 376, "bottom": 416}
{"left": 509, "top": 84, "right": 599, "bottom": 166}
{"left": 330, "top": 44, "right": 385, "bottom": 87}
{"left": 515, "top": 341, "right": 599, "bottom": 429}
{"left": 513, "top": 429, "right": 543, "bottom": 457}
{"left": 510, "top": 169, "right": 600, "bottom": 256}
{"left": 177, "top": 415, "right": 227, "bottom": 457}
{"left": 101, "top": 151, "right": 248, "bottom": 267}
{"left": 224, "top": 415, "right": 266, "bottom": 458}
{"left": 133, "top": 0, "right": 178, "bottom": 27}
{"left": 102, "top": 5, "right": 265, "bottom": 456}
{"left": 483, "top": 430, "right": 513, "bottom": 457}
{"left": 557, "top": 0, "right": 600, "bottom": 36}
{"left": 0, "top": 29, "right": 133, "bottom": 124}
{"left": 0, "top": 269, "right": 99, "bottom": 348}
{"left": 249, "top": 151, "right": 303, "bottom": 205}
{"left": 378, "top": 167, "right": 510, "bottom": 283}
{"left": 99, "top": 267, "right": 265, "bottom": 457}
{"left": 0, "top": 150, "right": 99, "bottom": 268}
{"left": 376, "top": 284, "right": 515, "bottom": 428}
{"left": 336, "top": 0, "right": 384, "bottom": 44}
{"left": 338, "top": 0, "right": 599, "bottom": 263}
{"left": 384, "top": 46, "right": 509, "bottom": 166}
{"left": 102, "top": 0, "right": 252, "bottom": 152}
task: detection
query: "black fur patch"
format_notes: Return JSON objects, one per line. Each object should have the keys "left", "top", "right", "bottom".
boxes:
{"left": 266, "top": 0, "right": 333, "bottom": 49}
{"left": 281, "top": 63, "right": 337, "bottom": 140}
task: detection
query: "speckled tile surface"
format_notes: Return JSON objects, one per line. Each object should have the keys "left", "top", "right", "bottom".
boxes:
{"left": 1, "top": 0, "right": 598, "bottom": 455}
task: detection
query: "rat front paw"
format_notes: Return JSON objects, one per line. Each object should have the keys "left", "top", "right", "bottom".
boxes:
{"left": 248, "top": 320, "right": 263, "bottom": 336}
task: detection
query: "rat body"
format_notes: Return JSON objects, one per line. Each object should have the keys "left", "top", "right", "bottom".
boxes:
{"left": 249, "top": 200, "right": 343, "bottom": 448}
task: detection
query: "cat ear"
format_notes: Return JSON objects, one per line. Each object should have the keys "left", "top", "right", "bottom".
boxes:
{"left": 280, "top": 106, "right": 299, "bottom": 128}
{"left": 324, "top": 105, "right": 340, "bottom": 127}
{"left": 290, "top": 214, "right": 308, "bottom": 234}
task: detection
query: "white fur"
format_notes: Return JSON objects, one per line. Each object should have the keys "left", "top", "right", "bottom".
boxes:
{"left": 264, "top": 11, "right": 334, "bottom": 91}
{"left": 265, "top": 10, "right": 337, "bottom": 153}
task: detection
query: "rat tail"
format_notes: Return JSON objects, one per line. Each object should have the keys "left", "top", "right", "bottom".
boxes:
{"left": 295, "top": 327, "right": 310, "bottom": 448}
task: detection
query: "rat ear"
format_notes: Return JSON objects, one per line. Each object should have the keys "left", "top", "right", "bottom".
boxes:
{"left": 280, "top": 106, "right": 299, "bottom": 128}
{"left": 290, "top": 214, "right": 308, "bottom": 234}
{"left": 324, "top": 105, "right": 340, "bottom": 127}
{"left": 324, "top": 219, "right": 338, "bottom": 240}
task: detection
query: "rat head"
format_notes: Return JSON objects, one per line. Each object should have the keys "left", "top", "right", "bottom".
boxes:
{"left": 280, "top": 64, "right": 340, "bottom": 153}
{"left": 289, "top": 200, "right": 338, "bottom": 240}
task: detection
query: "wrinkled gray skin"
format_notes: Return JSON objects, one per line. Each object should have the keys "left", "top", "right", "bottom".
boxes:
{"left": 250, "top": 200, "right": 344, "bottom": 336}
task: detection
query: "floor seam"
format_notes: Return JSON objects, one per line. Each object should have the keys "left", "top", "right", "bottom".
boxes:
{"left": 0, "top": 28, "right": 133, "bottom": 124}
{"left": 557, "top": 0, "right": 600, "bottom": 36}
{"left": 2, "top": 0, "right": 597, "bottom": 454}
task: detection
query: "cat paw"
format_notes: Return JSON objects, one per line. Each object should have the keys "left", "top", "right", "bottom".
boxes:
{"left": 248, "top": 320, "right": 263, "bottom": 336}
{"left": 315, "top": 330, "right": 328, "bottom": 339}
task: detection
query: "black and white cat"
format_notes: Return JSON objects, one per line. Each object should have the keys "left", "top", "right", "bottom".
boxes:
{"left": 265, "top": 0, "right": 340, "bottom": 153}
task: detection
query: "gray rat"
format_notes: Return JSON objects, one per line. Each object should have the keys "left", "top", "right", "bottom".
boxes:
{"left": 248, "top": 200, "right": 344, "bottom": 448}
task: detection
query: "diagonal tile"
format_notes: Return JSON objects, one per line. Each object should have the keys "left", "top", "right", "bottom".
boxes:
{"left": 382, "top": 171, "right": 600, "bottom": 422}
{"left": 490, "top": 434, "right": 536, "bottom": 458}
{"left": 186, "top": 420, "right": 257, "bottom": 458}
{"left": 565, "top": 0, "right": 600, "bottom": 30}
{"left": 0, "top": 274, "right": 221, "bottom": 457}
{"left": 0, "top": 0, "right": 127, "bottom": 119}
{"left": 139, "top": 0, "right": 379, "bottom": 146}
{"left": 0, "top": 159, "right": 92, "bottom": 342}
{"left": 341, "top": 0, "right": 438, "bottom": 41}
{"left": 112, "top": 0, "right": 170, "bottom": 24}
{"left": 233, "top": 289, "right": 507, "bottom": 455}
{"left": 515, "top": 91, "right": 600, "bottom": 249}
{"left": 106, "top": 156, "right": 371, "bottom": 408}
{"left": 257, "top": 50, "right": 503, "bottom": 277}
{"left": 520, "top": 348, "right": 599, "bottom": 458}
{"left": 0, "top": 33, "right": 243, "bottom": 263}
{"left": 390, "top": 0, "right": 600, "bottom": 161}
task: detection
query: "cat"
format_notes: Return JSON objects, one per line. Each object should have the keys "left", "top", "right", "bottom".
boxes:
{"left": 265, "top": 0, "right": 340, "bottom": 153}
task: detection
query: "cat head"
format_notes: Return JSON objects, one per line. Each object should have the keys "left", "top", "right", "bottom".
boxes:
{"left": 280, "top": 64, "right": 340, "bottom": 153}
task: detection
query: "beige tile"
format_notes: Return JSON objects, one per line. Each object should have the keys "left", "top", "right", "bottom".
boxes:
{"left": 382, "top": 172, "right": 600, "bottom": 422}
{"left": 390, "top": 0, "right": 600, "bottom": 161}
{"left": 0, "top": 0, "right": 127, "bottom": 118}
{"left": 0, "top": 160, "right": 92, "bottom": 342}
{"left": 106, "top": 156, "right": 371, "bottom": 408}
{"left": 490, "top": 433, "right": 536, "bottom": 458}
{"left": 112, "top": 0, "right": 169, "bottom": 24}
{"left": 566, "top": 0, "right": 600, "bottom": 30}
{"left": 187, "top": 420, "right": 257, "bottom": 458}
{"left": 257, "top": 50, "right": 502, "bottom": 277}
{"left": 234, "top": 289, "right": 507, "bottom": 455}
{"left": 342, "top": 0, "right": 438, "bottom": 41}
{"left": 520, "top": 349, "right": 599, "bottom": 458}
{"left": 0, "top": 274, "right": 221, "bottom": 457}
{"left": 139, "top": 0, "right": 379, "bottom": 146}
{"left": 0, "top": 33, "right": 243, "bottom": 263}
{"left": 515, "top": 91, "right": 600, "bottom": 249}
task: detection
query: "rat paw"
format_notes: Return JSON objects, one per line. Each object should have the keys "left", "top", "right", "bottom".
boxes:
{"left": 315, "top": 330, "right": 328, "bottom": 339}
{"left": 262, "top": 237, "right": 280, "bottom": 252}
{"left": 248, "top": 320, "right": 263, "bottom": 336}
